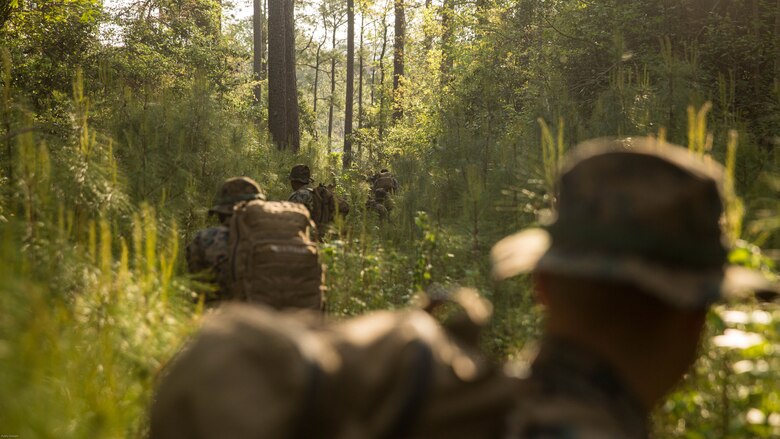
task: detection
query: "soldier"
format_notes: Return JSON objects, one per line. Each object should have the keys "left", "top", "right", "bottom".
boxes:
{"left": 288, "top": 164, "right": 316, "bottom": 216}
{"left": 370, "top": 168, "right": 400, "bottom": 194}
{"left": 289, "top": 164, "right": 338, "bottom": 238}
{"left": 492, "top": 138, "right": 777, "bottom": 438}
{"left": 186, "top": 177, "right": 265, "bottom": 302}
{"left": 366, "top": 187, "right": 392, "bottom": 221}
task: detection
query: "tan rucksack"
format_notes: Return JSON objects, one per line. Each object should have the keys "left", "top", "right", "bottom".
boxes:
{"left": 312, "top": 184, "right": 338, "bottom": 225}
{"left": 227, "top": 199, "right": 323, "bottom": 310}
{"left": 150, "top": 289, "right": 520, "bottom": 439}
{"left": 373, "top": 172, "right": 398, "bottom": 193}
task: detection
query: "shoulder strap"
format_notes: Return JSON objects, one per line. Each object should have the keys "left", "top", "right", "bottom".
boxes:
{"left": 382, "top": 340, "right": 434, "bottom": 439}
{"left": 309, "top": 187, "right": 323, "bottom": 223}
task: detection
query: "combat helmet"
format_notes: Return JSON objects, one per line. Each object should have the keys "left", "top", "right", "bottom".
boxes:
{"left": 209, "top": 177, "right": 266, "bottom": 216}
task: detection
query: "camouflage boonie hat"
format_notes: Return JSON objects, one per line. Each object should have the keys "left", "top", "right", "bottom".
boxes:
{"left": 491, "top": 137, "right": 778, "bottom": 309}
{"left": 209, "top": 177, "right": 266, "bottom": 215}
{"left": 289, "top": 164, "right": 313, "bottom": 184}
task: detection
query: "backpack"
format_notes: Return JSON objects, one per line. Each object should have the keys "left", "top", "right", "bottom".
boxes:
{"left": 310, "top": 184, "right": 336, "bottom": 226}
{"left": 150, "top": 289, "right": 521, "bottom": 439}
{"left": 328, "top": 183, "right": 351, "bottom": 217}
{"left": 373, "top": 172, "right": 398, "bottom": 193}
{"left": 227, "top": 199, "right": 323, "bottom": 310}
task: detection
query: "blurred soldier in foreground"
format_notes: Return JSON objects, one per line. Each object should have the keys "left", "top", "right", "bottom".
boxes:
{"left": 492, "top": 138, "right": 777, "bottom": 438}
{"left": 186, "top": 177, "right": 265, "bottom": 302}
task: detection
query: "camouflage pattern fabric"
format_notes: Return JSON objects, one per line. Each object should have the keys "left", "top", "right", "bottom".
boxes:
{"left": 505, "top": 338, "right": 648, "bottom": 439}
{"left": 288, "top": 187, "right": 315, "bottom": 216}
{"left": 186, "top": 226, "right": 230, "bottom": 300}
{"left": 367, "top": 199, "right": 389, "bottom": 220}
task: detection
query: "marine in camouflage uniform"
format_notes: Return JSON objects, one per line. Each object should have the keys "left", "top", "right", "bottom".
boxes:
{"left": 288, "top": 164, "right": 315, "bottom": 215}
{"left": 366, "top": 187, "right": 392, "bottom": 221}
{"left": 491, "top": 138, "right": 778, "bottom": 438}
{"left": 186, "top": 177, "right": 265, "bottom": 302}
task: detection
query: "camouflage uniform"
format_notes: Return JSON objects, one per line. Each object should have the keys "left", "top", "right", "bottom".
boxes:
{"left": 186, "top": 177, "right": 265, "bottom": 301}
{"left": 505, "top": 338, "right": 648, "bottom": 438}
{"left": 186, "top": 226, "right": 230, "bottom": 300}
{"left": 370, "top": 169, "right": 400, "bottom": 194}
{"left": 367, "top": 187, "right": 392, "bottom": 220}
{"left": 288, "top": 187, "right": 315, "bottom": 214}
{"left": 288, "top": 164, "right": 316, "bottom": 216}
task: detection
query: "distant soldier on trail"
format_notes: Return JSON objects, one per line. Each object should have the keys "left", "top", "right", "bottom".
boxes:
{"left": 370, "top": 168, "right": 400, "bottom": 194}
{"left": 365, "top": 168, "right": 398, "bottom": 221}
{"left": 366, "top": 187, "right": 392, "bottom": 221}
{"left": 492, "top": 138, "right": 778, "bottom": 438}
{"left": 288, "top": 164, "right": 339, "bottom": 237}
{"left": 288, "top": 164, "right": 316, "bottom": 215}
{"left": 186, "top": 177, "right": 265, "bottom": 302}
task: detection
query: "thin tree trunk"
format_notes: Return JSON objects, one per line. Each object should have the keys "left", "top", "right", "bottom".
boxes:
{"left": 392, "top": 0, "right": 405, "bottom": 122}
{"left": 440, "top": 0, "right": 454, "bottom": 86}
{"left": 328, "top": 23, "right": 337, "bottom": 150}
{"left": 344, "top": 0, "right": 355, "bottom": 169}
{"left": 358, "top": 11, "right": 364, "bottom": 130}
{"left": 262, "top": 0, "right": 267, "bottom": 78}
{"left": 268, "top": 0, "right": 288, "bottom": 148}
{"left": 775, "top": 0, "right": 780, "bottom": 80}
{"left": 313, "top": 36, "right": 325, "bottom": 114}
{"left": 253, "top": 0, "right": 264, "bottom": 104}
{"left": 379, "top": 13, "right": 388, "bottom": 139}
{"left": 370, "top": 27, "right": 377, "bottom": 107}
{"left": 313, "top": 36, "right": 326, "bottom": 141}
{"left": 284, "top": 0, "right": 300, "bottom": 151}
{"left": 424, "top": 0, "right": 432, "bottom": 52}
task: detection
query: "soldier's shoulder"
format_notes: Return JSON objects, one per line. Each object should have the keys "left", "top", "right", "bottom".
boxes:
{"left": 191, "top": 226, "right": 229, "bottom": 245}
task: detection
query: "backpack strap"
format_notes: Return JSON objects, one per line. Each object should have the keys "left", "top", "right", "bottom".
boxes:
{"left": 382, "top": 340, "right": 434, "bottom": 439}
{"left": 293, "top": 358, "right": 325, "bottom": 439}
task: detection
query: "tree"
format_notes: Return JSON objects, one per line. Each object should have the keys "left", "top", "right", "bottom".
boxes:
{"left": 268, "top": 0, "right": 300, "bottom": 151}
{"left": 252, "top": 0, "right": 265, "bottom": 104}
{"left": 343, "top": 0, "right": 355, "bottom": 168}
{"left": 358, "top": 10, "right": 365, "bottom": 130}
{"left": 440, "top": 0, "right": 454, "bottom": 86}
{"left": 326, "top": 4, "right": 346, "bottom": 149}
{"left": 392, "top": 0, "right": 404, "bottom": 122}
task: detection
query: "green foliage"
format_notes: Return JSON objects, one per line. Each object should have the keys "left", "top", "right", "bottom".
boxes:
{"left": 0, "top": 0, "right": 779, "bottom": 437}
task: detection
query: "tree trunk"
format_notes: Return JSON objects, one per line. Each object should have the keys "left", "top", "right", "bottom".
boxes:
{"left": 252, "top": 0, "right": 264, "bottom": 104}
{"left": 284, "top": 0, "right": 300, "bottom": 152}
{"left": 313, "top": 36, "right": 325, "bottom": 114}
{"left": 379, "top": 13, "right": 388, "bottom": 139}
{"left": 344, "top": 0, "right": 355, "bottom": 169}
{"left": 262, "top": 0, "right": 267, "bottom": 78}
{"left": 775, "top": 0, "right": 780, "bottom": 81}
{"left": 392, "top": 0, "right": 405, "bottom": 122}
{"left": 424, "top": 0, "right": 432, "bottom": 52}
{"left": 268, "top": 0, "right": 288, "bottom": 148}
{"left": 358, "top": 12, "right": 364, "bottom": 130}
{"left": 328, "top": 23, "right": 337, "bottom": 151}
{"left": 268, "top": 0, "right": 299, "bottom": 151}
{"left": 441, "top": 0, "right": 454, "bottom": 86}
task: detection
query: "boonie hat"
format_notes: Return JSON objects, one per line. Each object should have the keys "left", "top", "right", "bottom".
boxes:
{"left": 491, "top": 137, "right": 778, "bottom": 309}
{"left": 290, "top": 164, "right": 314, "bottom": 184}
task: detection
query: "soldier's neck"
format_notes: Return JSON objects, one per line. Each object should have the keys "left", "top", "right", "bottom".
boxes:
{"left": 543, "top": 323, "right": 689, "bottom": 413}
